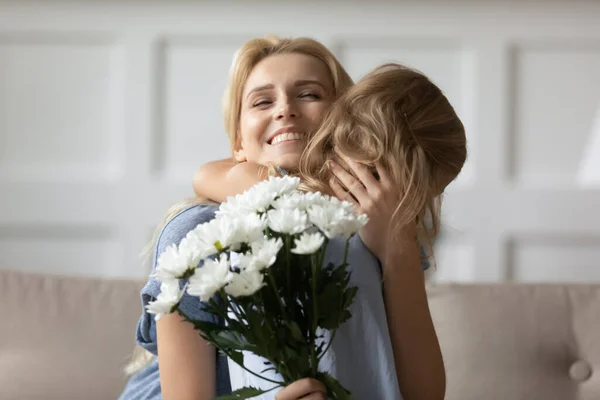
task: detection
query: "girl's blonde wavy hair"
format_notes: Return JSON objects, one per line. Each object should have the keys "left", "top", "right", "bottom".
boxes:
{"left": 125, "top": 35, "right": 352, "bottom": 376}
{"left": 298, "top": 63, "right": 467, "bottom": 255}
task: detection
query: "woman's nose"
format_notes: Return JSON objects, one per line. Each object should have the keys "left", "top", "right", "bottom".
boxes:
{"left": 275, "top": 101, "right": 299, "bottom": 120}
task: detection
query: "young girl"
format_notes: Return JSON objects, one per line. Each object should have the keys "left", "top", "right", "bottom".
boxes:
{"left": 193, "top": 63, "right": 466, "bottom": 400}
{"left": 119, "top": 36, "right": 352, "bottom": 400}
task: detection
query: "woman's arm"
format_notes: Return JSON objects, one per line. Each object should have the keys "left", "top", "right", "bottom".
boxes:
{"left": 157, "top": 314, "right": 328, "bottom": 400}
{"left": 381, "top": 233, "right": 446, "bottom": 400}
{"left": 156, "top": 313, "right": 217, "bottom": 400}
{"left": 192, "top": 158, "right": 268, "bottom": 202}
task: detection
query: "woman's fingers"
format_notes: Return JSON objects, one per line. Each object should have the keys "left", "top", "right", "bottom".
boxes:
{"left": 329, "top": 161, "right": 369, "bottom": 204}
{"left": 375, "top": 161, "right": 393, "bottom": 189}
{"left": 330, "top": 176, "right": 361, "bottom": 211}
{"left": 340, "top": 155, "right": 380, "bottom": 193}
{"left": 276, "top": 378, "right": 327, "bottom": 400}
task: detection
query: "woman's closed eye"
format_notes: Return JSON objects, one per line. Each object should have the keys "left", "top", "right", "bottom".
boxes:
{"left": 299, "top": 92, "right": 321, "bottom": 100}
{"left": 252, "top": 98, "right": 273, "bottom": 108}
{"left": 251, "top": 92, "right": 321, "bottom": 108}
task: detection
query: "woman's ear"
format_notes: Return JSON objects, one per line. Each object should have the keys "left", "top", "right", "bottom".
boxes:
{"left": 234, "top": 148, "right": 247, "bottom": 162}
{"left": 233, "top": 136, "right": 247, "bottom": 162}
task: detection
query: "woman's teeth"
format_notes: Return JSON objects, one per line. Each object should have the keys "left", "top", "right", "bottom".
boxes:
{"left": 271, "top": 132, "right": 303, "bottom": 145}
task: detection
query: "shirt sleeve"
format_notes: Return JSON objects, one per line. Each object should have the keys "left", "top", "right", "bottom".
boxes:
{"left": 135, "top": 204, "right": 221, "bottom": 355}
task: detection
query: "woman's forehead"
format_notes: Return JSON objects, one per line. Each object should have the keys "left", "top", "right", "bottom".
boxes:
{"left": 243, "top": 53, "right": 333, "bottom": 96}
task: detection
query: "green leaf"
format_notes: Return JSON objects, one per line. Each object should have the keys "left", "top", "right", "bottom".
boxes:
{"left": 215, "top": 330, "right": 252, "bottom": 350}
{"left": 228, "top": 350, "right": 244, "bottom": 366}
{"left": 317, "top": 372, "right": 354, "bottom": 400}
{"left": 317, "top": 283, "right": 344, "bottom": 329}
{"left": 188, "top": 319, "right": 226, "bottom": 337}
{"left": 288, "top": 321, "right": 305, "bottom": 343}
{"left": 215, "top": 385, "right": 276, "bottom": 400}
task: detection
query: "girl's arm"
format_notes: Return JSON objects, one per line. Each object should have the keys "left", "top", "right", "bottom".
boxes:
{"left": 192, "top": 158, "right": 268, "bottom": 202}
{"left": 381, "top": 232, "right": 446, "bottom": 400}
{"left": 328, "top": 158, "right": 445, "bottom": 400}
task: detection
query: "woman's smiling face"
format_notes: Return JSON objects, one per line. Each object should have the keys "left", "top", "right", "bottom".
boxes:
{"left": 235, "top": 53, "right": 335, "bottom": 170}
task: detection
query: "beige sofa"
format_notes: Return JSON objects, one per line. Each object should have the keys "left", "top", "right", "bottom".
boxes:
{"left": 1, "top": 268, "right": 598, "bottom": 400}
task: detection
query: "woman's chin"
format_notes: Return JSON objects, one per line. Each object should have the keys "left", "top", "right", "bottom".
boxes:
{"left": 274, "top": 154, "right": 302, "bottom": 172}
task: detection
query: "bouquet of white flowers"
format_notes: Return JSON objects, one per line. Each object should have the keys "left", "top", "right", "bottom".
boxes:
{"left": 147, "top": 176, "right": 368, "bottom": 399}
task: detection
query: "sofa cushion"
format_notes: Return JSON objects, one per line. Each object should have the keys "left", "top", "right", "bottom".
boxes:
{"left": 0, "top": 269, "right": 144, "bottom": 400}
{"left": 428, "top": 283, "right": 600, "bottom": 400}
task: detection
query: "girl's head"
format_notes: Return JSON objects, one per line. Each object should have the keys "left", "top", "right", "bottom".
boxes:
{"left": 223, "top": 35, "right": 353, "bottom": 170}
{"left": 300, "top": 63, "right": 467, "bottom": 241}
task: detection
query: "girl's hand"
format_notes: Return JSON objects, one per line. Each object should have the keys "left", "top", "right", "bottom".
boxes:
{"left": 329, "top": 157, "right": 415, "bottom": 262}
{"left": 275, "top": 378, "right": 327, "bottom": 400}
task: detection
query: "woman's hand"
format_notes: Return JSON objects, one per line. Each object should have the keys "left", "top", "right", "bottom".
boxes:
{"left": 275, "top": 378, "right": 327, "bottom": 400}
{"left": 328, "top": 157, "right": 415, "bottom": 262}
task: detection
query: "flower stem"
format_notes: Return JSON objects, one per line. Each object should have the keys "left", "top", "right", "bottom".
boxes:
{"left": 343, "top": 237, "right": 350, "bottom": 264}
{"left": 259, "top": 290, "right": 295, "bottom": 383}
{"left": 318, "top": 328, "right": 338, "bottom": 364}
{"left": 267, "top": 273, "right": 287, "bottom": 319}
{"left": 176, "top": 305, "right": 285, "bottom": 387}
{"left": 285, "top": 236, "right": 292, "bottom": 314}
{"left": 220, "top": 348, "right": 285, "bottom": 386}
{"left": 221, "top": 290, "right": 246, "bottom": 324}
{"left": 317, "top": 241, "right": 338, "bottom": 364}
{"left": 310, "top": 254, "right": 318, "bottom": 378}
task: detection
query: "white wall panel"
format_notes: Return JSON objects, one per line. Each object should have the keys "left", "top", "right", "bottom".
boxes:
{"left": 0, "top": 1, "right": 598, "bottom": 282}
{"left": 0, "top": 35, "right": 124, "bottom": 182}
{"left": 511, "top": 42, "right": 600, "bottom": 187}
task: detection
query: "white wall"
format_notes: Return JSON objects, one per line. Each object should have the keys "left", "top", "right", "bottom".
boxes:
{"left": 1, "top": 1, "right": 599, "bottom": 282}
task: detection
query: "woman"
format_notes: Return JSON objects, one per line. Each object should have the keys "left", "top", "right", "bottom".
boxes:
{"left": 193, "top": 39, "right": 464, "bottom": 398}
{"left": 119, "top": 36, "right": 351, "bottom": 400}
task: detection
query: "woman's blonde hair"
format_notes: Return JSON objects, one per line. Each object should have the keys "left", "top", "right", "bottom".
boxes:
{"left": 222, "top": 35, "right": 353, "bottom": 151}
{"left": 299, "top": 63, "right": 467, "bottom": 252}
{"left": 125, "top": 35, "right": 351, "bottom": 376}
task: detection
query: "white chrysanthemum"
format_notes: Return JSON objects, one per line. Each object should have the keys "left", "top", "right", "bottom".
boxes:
{"left": 217, "top": 191, "right": 273, "bottom": 218}
{"left": 326, "top": 196, "right": 358, "bottom": 213}
{"left": 225, "top": 269, "right": 265, "bottom": 298}
{"left": 187, "top": 254, "right": 232, "bottom": 301}
{"left": 307, "top": 204, "right": 368, "bottom": 238}
{"left": 151, "top": 243, "right": 195, "bottom": 281}
{"left": 233, "top": 237, "right": 283, "bottom": 272}
{"left": 272, "top": 191, "right": 323, "bottom": 211}
{"left": 306, "top": 203, "right": 337, "bottom": 236}
{"left": 152, "top": 230, "right": 217, "bottom": 280}
{"left": 191, "top": 217, "right": 244, "bottom": 253}
{"left": 216, "top": 196, "right": 250, "bottom": 219}
{"left": 291, "top": 232, "right": 326, "bottom": 254}
{"left": 216, "top": 176, "right": 300, "bottom": 219}
{"left": 267, "top": 208, "right": 308, "bottom": 235}
{"left": 183, "top": 228, "right": 224, "bottom": 259}
{"left": 238, "top": 212, "right": 268, "bottom": 243}
{"left": 256, "top": 175, "right": 300, "bottom": 198}
{"left": 251, "top": 237, "right": 283, "bottom": 270}
{"left": 146, "top": 278, "right": 184, "bottom": 321}
{"left": 328, "top": 213, "right": 369, "bottom": 238}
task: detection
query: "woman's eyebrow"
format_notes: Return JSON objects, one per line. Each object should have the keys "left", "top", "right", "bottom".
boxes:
{"left": 295, "top": 80, "right": 327, "bottom": 90}
{"left": 245, "top": 80, "right": 328, "bottom": 100}
{"left": 245, "top": 84, "right": 274, "bottom": 99}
